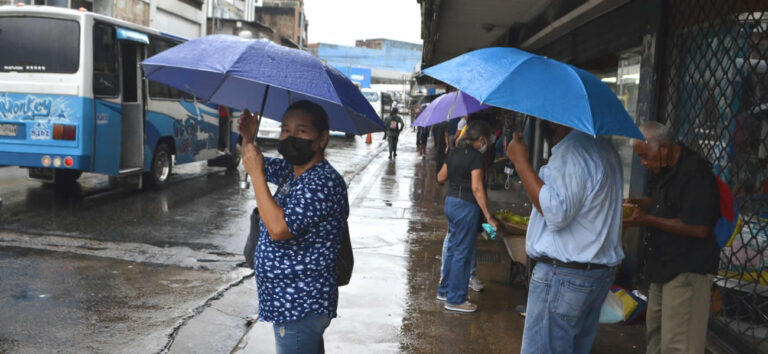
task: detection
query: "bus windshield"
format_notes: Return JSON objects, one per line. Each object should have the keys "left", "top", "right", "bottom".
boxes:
{"left": 0, "top": 16, "right": 80, "bottom": 73}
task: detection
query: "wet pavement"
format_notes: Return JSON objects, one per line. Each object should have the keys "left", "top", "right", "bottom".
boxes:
{"left": 0, "top": 124, "right": 647, "bottom": 353}
{"left": 0, "top": 133, "right": 385, "bottom": 354}
{"left": 233, "top": 130, "right": 646, "bottom": 353}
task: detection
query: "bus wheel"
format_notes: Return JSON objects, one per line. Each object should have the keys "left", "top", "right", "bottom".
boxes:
{"left": 226, "top": 142, "right": 242, "bottom": 171}
{"left": 144, "top": 143, "right": 172, "bottom": 189}
{"left": 54, "top": 170, "right": 82, "bottom": 185}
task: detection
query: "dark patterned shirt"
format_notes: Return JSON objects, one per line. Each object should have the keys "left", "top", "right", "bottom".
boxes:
{"left": 255, "top": 157, "right": 349, "bottom": 324}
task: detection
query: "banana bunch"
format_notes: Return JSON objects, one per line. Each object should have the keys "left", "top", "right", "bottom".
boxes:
{"left": 494, "top": 210, "right": 530, "bottom": 225}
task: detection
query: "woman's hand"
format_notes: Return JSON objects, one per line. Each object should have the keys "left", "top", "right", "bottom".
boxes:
{"left": 242, "top": 141, "right": 265, "bottom": 178}
{"left": 487, "top": 214, "right": 500, "bottom": 231}
{"left": 238, "top": 109, "right": 259, "bottom": 143}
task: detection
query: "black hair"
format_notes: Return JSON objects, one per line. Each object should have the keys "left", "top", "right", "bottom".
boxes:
{"left": 392, "top": 107, "right": 399, "bottom": 114}
{"left": 457, "top": 120, "right": 492, "bottom": 149}
{"left": 285, "top": 100, "right": 330, "bottom": 134}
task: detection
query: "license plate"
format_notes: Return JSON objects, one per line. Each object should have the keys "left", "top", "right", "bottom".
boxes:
{"left": 0, "top": 123, "right": 18, "bottom": 137}
{"left": 28, "top": 168, "right": 54, "bottom": 181}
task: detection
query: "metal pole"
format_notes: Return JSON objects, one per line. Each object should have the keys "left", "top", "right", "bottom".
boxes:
{"left": 240, "top": 85, "right": 271, "bottom": 190}
{"left": 531, "top": 118, "right": 543, "bottom": 171}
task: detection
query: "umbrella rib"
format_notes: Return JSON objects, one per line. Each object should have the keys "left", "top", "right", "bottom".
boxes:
{"left": 209, "top": 74, "right": 232, "bottom": 102}
{"left": 565, "top": 68, "right": 597, "bottom": 137}
{"left": 446, "top": 92, "right": 460, "bottom": 121}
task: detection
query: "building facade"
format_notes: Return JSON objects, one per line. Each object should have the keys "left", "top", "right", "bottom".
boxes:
{"left": 310, "top": 39, "right": 422, "bottom": 88}
{"left": 8, "top": 0, "right": 208, "bottom": 38}
{"left": 255, "top": 0, "right": 306, "bottom": 49}
{"left": 420, "top": 0, "right": 767, "bottom": 352}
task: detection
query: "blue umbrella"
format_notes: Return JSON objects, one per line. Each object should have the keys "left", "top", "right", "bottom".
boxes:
{"left": 142, "top": 35, "right": 384, "bottom": 135}
{"left": 410, "top": 91, "right": 491, "bottom": 127}
{"left": 423, "top": 47, "right": 644, "bottom": 139}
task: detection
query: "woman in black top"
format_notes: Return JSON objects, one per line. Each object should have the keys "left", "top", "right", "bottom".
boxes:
{"left": 436, "top": 120, "right": 499, "bottom": 313}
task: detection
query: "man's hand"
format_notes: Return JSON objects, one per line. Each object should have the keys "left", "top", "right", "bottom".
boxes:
{"left": 238, "top": 109, "right": 259, "bottom": 142}
{"left": 506, "top": 133, "right": 528, "bottom": 164}
{"left": 242, "top": 141, "right": 265, "bottom": 178}
{"left": 622, "top": 204, "right": 648, "bottom": 228}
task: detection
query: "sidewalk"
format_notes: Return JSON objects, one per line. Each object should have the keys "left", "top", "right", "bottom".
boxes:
{"left": 234, "top": 130, "right": 646, "bottom": 353}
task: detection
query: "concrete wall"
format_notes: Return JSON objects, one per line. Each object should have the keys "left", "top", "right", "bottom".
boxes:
{"left": 113, "top": 0, "right": 150, "bottom": 27}
{"left": 149, "top": 0, "right": 207, "bottom": 38}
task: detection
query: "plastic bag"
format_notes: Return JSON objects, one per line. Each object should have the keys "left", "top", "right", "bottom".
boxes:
{"left": 599, "top": 291, "right": 625, "bottom": 324}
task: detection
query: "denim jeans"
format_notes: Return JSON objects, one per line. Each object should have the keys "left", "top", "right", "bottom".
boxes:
{"left": 521, "top": 262, "right": 614, "bottom": 354}
{"left": 440, "top": 231, "right": 477, "bottom": 279}
{"left": 273, "top": 313, "right": 332, "bottom": 354}
{"left": 438, "top": 196, "right": 481, "bottom": 305}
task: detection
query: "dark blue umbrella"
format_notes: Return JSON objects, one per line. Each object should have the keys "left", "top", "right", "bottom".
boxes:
{"left": 141, "top": 35, "right": 384, "bottom": 134}
{"left": 411, "top": 91, "right": 491, "bottom": 127}
{"left": 423, "top": 47, "right": 644, "bottom": 139}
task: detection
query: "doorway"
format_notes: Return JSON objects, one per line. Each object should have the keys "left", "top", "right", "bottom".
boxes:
{"left": 119, "top": 41, "right": 145, "bottom": 172}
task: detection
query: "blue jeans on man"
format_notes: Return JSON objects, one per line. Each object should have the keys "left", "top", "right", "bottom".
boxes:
{"left": 438, "top": 196, "right": 481, "bottom": 305}
{"left": 521, "top": 262, "right": 614, "bottom": 354}
{"left": 273, "top": 312, "right": 332, "bottom": 354}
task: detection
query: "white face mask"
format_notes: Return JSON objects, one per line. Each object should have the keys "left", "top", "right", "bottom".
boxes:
{"left": 478, "top": 138, "right": 488, "bottom": 153}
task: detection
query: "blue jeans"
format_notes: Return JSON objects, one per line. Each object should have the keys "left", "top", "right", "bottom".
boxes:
{"left": 521, "top": 262, "right": 614, "bottom": 354}
{"left": 273, "top": 313, "right": 332, "bottom": 354}
{"left": 441, "top": 231, "right": 477, "bottom": 279}
{"left": 438, "top": 196, "right": 481, "bottom": 305}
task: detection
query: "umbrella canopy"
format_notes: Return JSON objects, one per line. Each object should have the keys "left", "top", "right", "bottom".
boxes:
{"left": 411, "top": 91, "right": 491, "bottom": 127}
{"left": 423, "top": 47, "right": 644, "bottom": 140}
{"left": 142, "top": 35, "right": 384, "bottom": 135}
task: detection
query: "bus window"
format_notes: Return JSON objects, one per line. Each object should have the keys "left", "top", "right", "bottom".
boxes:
{"left": 148, "top": 37, "right": 191, "bottom": 100}
{"left": 93, "top": 23, "right": 119, "bottom": 97}
{"left": 0, "top": 16, "right": 79, "bottom": 73}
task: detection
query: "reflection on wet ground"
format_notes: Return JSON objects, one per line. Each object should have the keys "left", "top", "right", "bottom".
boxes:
{"left": 0, "top": 246, "right": 248, "bottom": 353}
{"left": 0, "top": 130, "right": 646, "bottom": 353}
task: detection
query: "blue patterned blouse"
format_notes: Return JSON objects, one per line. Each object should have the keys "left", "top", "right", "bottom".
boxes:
{"left": 255, "top": 157, "right": 349, "bottom": 324}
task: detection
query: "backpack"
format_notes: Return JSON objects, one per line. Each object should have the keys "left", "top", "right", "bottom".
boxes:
{"left": 713, "top": 176, "right": 742, "bottom": 248}
{"left": 243, "top": 172, "right": 354, "bottom": 286}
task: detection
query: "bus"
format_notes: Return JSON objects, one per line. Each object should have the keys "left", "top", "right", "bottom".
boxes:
{"left": 0, "top": 5, "right": 240, "bottom": 188}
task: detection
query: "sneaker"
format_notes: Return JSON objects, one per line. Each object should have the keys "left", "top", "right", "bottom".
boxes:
{"left": 469, "top": 277, "right": 485, "bottom": 292}
{"left": 444, "top": 301, "right": 477, "bottom": 313}
{"left": 436, "top": 293, "right": 447, "bottom": 301}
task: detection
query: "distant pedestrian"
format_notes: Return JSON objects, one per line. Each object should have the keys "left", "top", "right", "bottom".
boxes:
{"left": 432, "top": 121, "right": 450, "bottom": 175}
{"left": 239, "top": 100, "right": 349, "bottom": 354}
{"left": 624, "top": 122, "right": 720, "bottom": 354}
{"left": 417, "top": 126, "right": 429, "bottom": 159}
{"left": 383, "top": 107, "right": 404, "bottom": 159}
{"left": 436, "top": 120, "right": 499, "bottom": 313}
{"left": 507, "top": 121, "right": 624, "bottom": 354}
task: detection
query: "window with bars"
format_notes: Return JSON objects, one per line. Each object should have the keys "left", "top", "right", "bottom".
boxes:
{"left": 658, "top": 0, "right": 768, "bottom": 350}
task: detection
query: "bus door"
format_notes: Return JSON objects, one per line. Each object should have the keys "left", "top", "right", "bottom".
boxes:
{"left": 117, "top": 28, "right": 147, "bottom": 173}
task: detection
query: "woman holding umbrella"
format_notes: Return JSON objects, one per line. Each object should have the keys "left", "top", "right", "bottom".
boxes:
{"left": 239, "top": 100, "right": 349, "bottom": 353}
{"left": 436, "top": 120, "right": 499, "bottom": 313}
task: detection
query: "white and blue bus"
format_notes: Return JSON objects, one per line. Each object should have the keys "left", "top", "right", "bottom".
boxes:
{"left": 0, "top": 5, "right": 239, "bottom": 188}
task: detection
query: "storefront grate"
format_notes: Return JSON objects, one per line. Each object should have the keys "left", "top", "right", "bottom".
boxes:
{"left": 659, "top": 0, "right": 768, "bottom": 350}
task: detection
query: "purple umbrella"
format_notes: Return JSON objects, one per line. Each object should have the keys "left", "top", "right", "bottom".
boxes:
{"left": 411, "top": 91, "right": 492, "bottom": 127}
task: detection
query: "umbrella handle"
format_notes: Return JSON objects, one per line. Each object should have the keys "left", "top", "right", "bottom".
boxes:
{"left": 240, "top": 86, "right": 271, "bottom": 190}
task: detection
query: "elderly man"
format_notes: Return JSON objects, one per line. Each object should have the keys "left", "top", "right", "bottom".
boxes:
{"left": 624, "top": 122, "right": 720, "bottom": 354}
{"left": 507, "top": 121, "right": 624, "bottom": 354}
